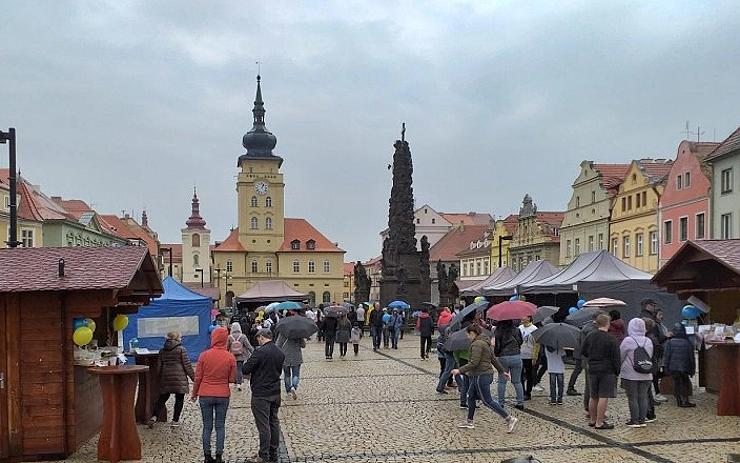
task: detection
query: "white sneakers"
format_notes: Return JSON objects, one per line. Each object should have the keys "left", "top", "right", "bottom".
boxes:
{"left": 457, "top": 420, "right": 475, "bottom": 429}
{"left": 289, "top": 387, "right": 298, "bottom": 400}
{"left": 654, "top": 394, "right": 668, "bottom": 402}
{"left": 506, "top": 416, "right": 519, "bottom": 433}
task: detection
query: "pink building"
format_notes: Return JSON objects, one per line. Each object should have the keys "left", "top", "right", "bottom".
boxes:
{"left": 658, "top": 140, "right": 719, "bottom": 266}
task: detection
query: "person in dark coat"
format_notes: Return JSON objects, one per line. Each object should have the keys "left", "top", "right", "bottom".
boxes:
{"left": 275, "top": 316, "right": 306, "bottom": 401}
{"left": 663, "top": 323, "right": 696, "bottom": 407}
{"left": 148, "top": 331, "right": 194, "bottom": 428}
{"left": 369, "top": 305, "right": 384, "bottom": 352}
{"left": 582, "top": 313, "right": 621, "bottom": 429}
{"left": 416, "top": 308, "right": 433, "bottom": 360}
{"left": 323, "top": 313, "right": 338, "bottom": 360}
{"left": 608, "top": 310, "right": 626, "bottom": 345}
{"left": 336, "top": 314, "right": 352, "bottom": 358}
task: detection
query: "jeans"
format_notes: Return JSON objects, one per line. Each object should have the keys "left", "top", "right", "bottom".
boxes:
{"left": 623, "top": 379, "right": 650, "bottom": 423}
{"left": 498, "top": 354, "right": 524, "bottom": 406}
{"left": 236, "top": 360, "right": 244, "bottom": 385}
{"left": 568, "top": 358, "right": 582, "bottom": 390}
{"left": 199, "top": 396, "right": 229, "bottom": 455}
{"left": 339, "top": 342, "right": 348, "bottom": 357}
{"left": 153, "top": 393, "right": 184, "bottom": 422}
{"left": 251, "top": 394, "right": 281, "bottom": 461}
{"left": 353, "top": 343, "right": 359, "bottom": 355}
{"left": 391, "top": 327, "right": 400, "bottom": 348}
{"left": 549, "top": 373, "right": 564, "bottom": 402}
{"left": 420, "top": 336, "right": 432, "bottom": 358}
{"left": 455, "top": 358, "right": 469, "bottom": 406}
{"left": 371, "top": 326, "right": 382, "bottom": 349}
{"left": 534, "top": 351, "right": 548, "bottom": 385}
{"left": 325, "top": 337, "right": 335, "bottom": 358}
{"left": 521, "top": 358, "right": 535, "bottom": 396}
{"left": 468, "top": 374, "right": 508, "bottom": 420}
{"left": 436, "top": 351, "right": 455, "bottom": 392}
{"left": 283, "top": 364, "right": 301, "bottom": 393}
{"left": 382, "top": 326, "right": 390, "bottom": 347}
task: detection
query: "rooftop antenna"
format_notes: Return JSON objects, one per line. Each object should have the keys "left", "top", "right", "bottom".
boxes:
{"left": 401, "top": 122, "right": 406, "bottom": 142}
{"left": 694, "top": 125, "right": 705, "bottom": 142}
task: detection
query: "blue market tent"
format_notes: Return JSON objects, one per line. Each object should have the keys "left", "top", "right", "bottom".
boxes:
{"left": 123, "top": 276, "right": 212, "bottom": 362}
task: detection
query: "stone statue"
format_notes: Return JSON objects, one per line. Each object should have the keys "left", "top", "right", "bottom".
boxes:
{"left": 437, "top": 260, "right": 449, "bottom": 295}
{"left": 353, "top": 261, "right": 371, "bottom": 304}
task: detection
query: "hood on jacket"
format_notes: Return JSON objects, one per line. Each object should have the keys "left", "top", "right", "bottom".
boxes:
{"left": 211, "top": 327, "right": 229, "bottom": 349}
{"left": 627, "top": 318, "right": 646, "bottom": 337}
{"left": 230, "top": 322, "right": 242, "bottom": 336}
{"left": 438, "top": 311, "right": 453, "bottom": 326}
{"left": 163, "top": 338, "right": 181, "bottom": 351}
{"left": 673, "top": 323, "right": 688, "bottom": 339}
{"left": 610, "top": 318, "right": 625, "bottom": 331}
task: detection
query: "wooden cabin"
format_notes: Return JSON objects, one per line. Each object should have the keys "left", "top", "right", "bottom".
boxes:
{"left": 0, "top": 246, "right": 162, "bottom": 461}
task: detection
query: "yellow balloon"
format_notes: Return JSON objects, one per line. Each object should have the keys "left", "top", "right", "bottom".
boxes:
{"left": 85, "top": 318, "right": 96, "bottom": 333}
{"left": 73, "top": 326, "right": 93, "bottom": 346}
{"left": 112, "top": 314, "right": 129, "bottom": 331}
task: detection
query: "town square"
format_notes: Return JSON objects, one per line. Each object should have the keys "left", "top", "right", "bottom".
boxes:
{"left": 1, "top": 2, "right": 739, "bottom": 463}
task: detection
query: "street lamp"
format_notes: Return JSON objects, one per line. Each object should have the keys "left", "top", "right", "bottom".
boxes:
{"left": 195, "top": 268, "right": 204, "bottom": 288}
{"left": 160, "top": 247, "right": 173, "bottom": 277}
{"left": 498, "top": 235, "right": 514, "bottom": 268}
{"left": 0, "top": 128, "right": 20, "bottom": 248}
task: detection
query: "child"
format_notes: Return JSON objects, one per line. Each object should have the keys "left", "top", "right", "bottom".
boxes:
{"left": 545, "top": 345, "right": 565, "bottom": 405}
{"left": 663, "top": 323, "right": 696, "bottom": 407}
{"left": 350, "top": 323, "right": 362, "bottom": 356}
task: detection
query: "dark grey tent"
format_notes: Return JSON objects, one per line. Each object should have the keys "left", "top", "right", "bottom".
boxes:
{"left": 482, "top": 260, "right": 559, "bottom": 297}
{"left": 459, "top": 266, "right": 518, "bottom": 296}
{"left": 520, "top": 250, "right": 685, "bottom": 325}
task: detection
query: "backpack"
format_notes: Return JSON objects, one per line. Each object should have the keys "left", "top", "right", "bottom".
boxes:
{"left": 229, "top": 334, "right": 244, "bottom": 355}
{"left": 631, "top": 337, "right": 653, "bottom": 374}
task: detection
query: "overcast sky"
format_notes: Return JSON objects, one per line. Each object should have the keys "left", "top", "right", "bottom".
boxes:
{"left": 2, "top": 1, "right": 739, "bottom": 261}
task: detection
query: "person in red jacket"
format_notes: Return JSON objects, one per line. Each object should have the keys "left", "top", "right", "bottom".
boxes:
{"left": 192, "top": 327, "right": 237, "bottom": 463}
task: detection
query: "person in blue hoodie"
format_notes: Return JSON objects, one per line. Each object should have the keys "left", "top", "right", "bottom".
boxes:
{"left": 663, "top": 323, "right": 696, "bottom": 407}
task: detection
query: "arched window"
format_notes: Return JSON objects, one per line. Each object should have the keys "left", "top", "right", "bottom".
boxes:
{"left": 292, "top": 260, "right": 300, "bottom": 273}
{"left": 251, "top": 260, "right": 258, "bottom": 273}
{"left": 193, "top": 254, "right": 199, "bottom": 267}
{"left": 192, "top": 233, "right": 200, "bottom": 247}
{"left": 265, "top": 260, "right": 272, "bottom": 274}
{"left": 308, "top": 260, "right": 315, "bottom": 273}
{"left": 250, "top": 217, "right": 258, "bottom": 230}
{"left": 308, "top": 291, "right": 316, "bottom": 306}
{"left": 322, "top": 291, "right": 331, "bottom": 303}
{"left": 266, "top": 217, "right": 273, "bottom": 230}
{"left": 265, "top": 196, "right": 272, "bottom": 207}
{"left": 251, "top": 196, "right": 258, "bottom": 207}
{"left": 323, "top": 260, "right": 330, "bottom": 272}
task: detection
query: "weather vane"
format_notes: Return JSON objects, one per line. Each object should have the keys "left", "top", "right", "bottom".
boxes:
{"left": 401, "top": 122, "right": 406, "bottom": 142}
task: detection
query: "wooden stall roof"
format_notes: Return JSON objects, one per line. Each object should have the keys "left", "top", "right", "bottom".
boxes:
{"left": 652, "top": 239, "right": 740, "bottom": 294}
{"left": 0, "top": 246, "right": 163, "bottom": 298}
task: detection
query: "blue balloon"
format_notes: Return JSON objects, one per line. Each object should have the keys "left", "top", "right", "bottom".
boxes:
{"left": 569, "top": 307, "right": 578, "bottom": 315}
{"left": 509, "top": 295, "right": 518, "bottom": 301}
{"left": 682, "top": 305, "right": 700, "bottom": 320}
{"left": 577, "top": 299, "right": 586, "bottom": 308}
{"left": 73, "top": 318, "right": 87, "bottom": 330}
{"left": 208, "top": 323, "right": 218, "bottom": 333}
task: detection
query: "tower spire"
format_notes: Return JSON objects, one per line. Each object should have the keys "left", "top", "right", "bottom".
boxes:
{"left": 253, "top": 74, "right": 265, "bottom": 127}
{"left": 186, "top": 187, "right": 206, "bottom": 229}
{"left": 240, "top": 74, "right": 279, "bottom": 164}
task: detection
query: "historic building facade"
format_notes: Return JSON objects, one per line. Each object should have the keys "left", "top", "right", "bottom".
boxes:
{"left": 211, "top": 76, "right": 345, "bottom": 306}
{"left": 457, "top": 228, "right": 493, "bottom": 281}
{"left": 508, "top": 195, "right": 563, "bottom": 272}
{"left": 489, "top": 214, "right": 518, "bottom": 270}
{"left": 706, "top": 127, "right": 740, "bottom": 239}
{"left": 180, "top": 188, "right": 212, "bottom": 284}
{"left": 559, "top": 161, "right": 630, "bottom": 266}
{"left": 609, "top": 159, "right": 673, "bottom": 273}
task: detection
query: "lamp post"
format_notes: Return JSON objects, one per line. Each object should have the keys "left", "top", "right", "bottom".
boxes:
{"left": 498, "top": 235, "right": 514, "bottom": 268}
{"left": 195, "top": 268, "right": 204, "bottom": 288}
{"left": 0, "top": 128, "right": 20, "bottom": 248}
{"left": 161, "top": 247, "right": 173, "bottom": 277}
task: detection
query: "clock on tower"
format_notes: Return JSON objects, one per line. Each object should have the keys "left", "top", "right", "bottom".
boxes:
{"left": 255, "top": 181, "right": 269, "bottom": 195}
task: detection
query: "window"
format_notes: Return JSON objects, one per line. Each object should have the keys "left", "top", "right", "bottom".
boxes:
{"left": 250, "top": 217, "right": 258, "bottom": 230}
{"left": 685, "top": 172, "right": 691, "bottom": 188}
{"left": 308, "top": 260, "right": 315, "bottom": 273}
{"left": 636, "top": 194, "right": 641, "bottom": 208}
{"left": 696, "top": 213, "right": 705, "bottom": 239}
{"left": 598, "top": 233, "right": 604, "bottom": 250}
{"left": 611, "top": 238, "right": 618, "bottom": 255}
{"left": 576, "top": 196, "right": 580, "bottom": 207}
{"left": 193, "top": 254, "right": 199, "bottom": 267}
{"left": 292, "top": 260, "right": 300, "bottom": 273}
{"left": 621, "top": 197, "right": 626, "bottom": 212}
{"left": 3, "top": 195, "right": 8, "bottom": 209}
{"left": 416, "top": 218, "right": 420, "bottom": 224}
{"left": 721, "top": 168, "right": 734, "bottom": 194}
{"left": 323, "top": 260, "right": 330, "bottom": 272}
{"left": 676, "top": 175, "right": 682, "bottom": 190}
{"left": 343, "top": 292, "right": 349, "bottom": 299}
{"left": 322, "top": 291, "right": 331, "bottom": 304}
{"left": 636, "top": 233, "right": 644, "bottom": 257}
{"left": 721, "top": 213, "right": 733, "bottom": 239}
{"left": 265, "top": 217, "right": 273, "bottom": 230}
{"left": 627, "top": 195, "right": 632, "bottom": 210}
{"left": 574, "top": 238, "right": 581, "bottom": 255}
{"left": 679, "top": 217, "right": 688, "bottom": 242}
{"left": 251, "top": 260, "right": 258, "bottom": 273}
{"left": 641, "top": 191, "right": 647, "bottom": 206}
{"left": 20, "top": 229, "right": 34, "bottom": 248}
{"left": 476, "top": 261, "right": 481, "bottom": 276}
{"left": 431, "top": 218, "right": 436, "bottom": 224}
{"left": 591, "top": 191, "right": 596, "bottom": 203}
{"left": 463, "top": 263, "right": 468, "bottom": 276}
{"left": 226, "top": 259, "right": 233, "bottom": 273}
{"left": 250, "top": 196, "right": 258, "bottom": 207}
{"left": 265, "top": 196, "right": 272, "bottom": 207}
{"left": 306, "top": 240, "right": 316, "bottom": 250}
{"left": 308, "top": 291, "right": 316, "bottom": 306}
{"left": 623, "top": 235, "right": 631, "bottom": 258}
{"left": 291, "top": 240, "right": 300, "bottom": 250}
{"left": 265, "top": 260, "right": 272, "bottom": 274}
{"left": 649, "top": 231, "right": 658, "bottom": 255}
{"left": 344, "top": 280, "right": 349, "bottom": 288}
{"left": 483, "top": 261, "right": 489, "bottom": 275}
{"left": 566, "top": 240, "right": 572, "bottom": 257}
{"left": 588, "top": 235, "right": 594, "bottom": 252}
{"left": 663, "top": 220, "right": 672, "bottom": 244}
{"left": 192, "top": 233, "right": 200, "bottom": 247}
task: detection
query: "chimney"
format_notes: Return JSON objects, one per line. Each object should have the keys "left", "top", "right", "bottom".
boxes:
{"left": 142, "top": 209, "right": 148, "bottom": 227}
{"left": 58, "top": 258, "right": 65, "bottom": 278}
{"left": 51, "top": 196, "right": 62, "bottom": 202}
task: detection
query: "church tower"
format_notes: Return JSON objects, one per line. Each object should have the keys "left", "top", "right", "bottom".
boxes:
{"left": 181, "top": 187, "right": 211, "bottom": 284}
{"left": 236, "top": 75, "right": 285, "bottom": 253}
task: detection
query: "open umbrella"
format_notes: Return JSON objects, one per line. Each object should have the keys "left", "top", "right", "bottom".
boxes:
{"left": 486, "top": 301, "right": 537, "bottom": 321}
{"left": 582, "top": 297, "right": 627, "bottom": 308}
{"left": 342, "top": 302, "right": 354, "bottom": 309}
{"left": 533, "top": 306, "right": 558, "bottom": 325}
{"left": 388, "top": 300, "right": 410, "bottom": 310}
{"left": 274, "top": 316, "right": 318, "bottom": 339}
{"left": 445, "top": 327, "right": 493, "bottom": 352}
{"left": 447, "top": 300, "right": 488, "bottom": 331}
{"left": 274, "top": 301, "right": 303, "bottom": 312}
{"left": 324, "top": 305, "right": 348, "bottom": 318}
{"left": 532, "top": 322, "right": 581, "bottom": 349}
{"left": 264, "top": 302, "right": 281, "bottom": 314}
{"left": 564, "top": 307, "right": 606, "bottom": 327}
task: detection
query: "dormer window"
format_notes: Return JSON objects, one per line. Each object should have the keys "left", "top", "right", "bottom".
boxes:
{"left": 306, "top": 239, "right": 316, "bottom": 250}
{"left": 291, "top": 239, "right": 300, "bottom": 250}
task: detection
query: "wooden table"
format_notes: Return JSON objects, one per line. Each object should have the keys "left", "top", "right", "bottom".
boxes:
{"left": 130, "top": 351, "right": 166, "bottom": 424}
{"left": 704, "top": 341, "right": 740, "bottom": 416}
{"left": 88, "top": 365, "right": 149, "bottom": 462}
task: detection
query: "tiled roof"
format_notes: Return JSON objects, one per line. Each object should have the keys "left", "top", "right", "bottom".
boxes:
{"left": 430, "top": 224, "right": 490, "bottom": 263}
{"left": 212, "top": 229, "right": 245, "bottom": 252}
{"left": 161, "top": 243, "right": 183, "bottom": 262}
{"left": 0, "top": 246, "right": 162, "bottom": 293}
{"left": 440, "top": 212, "right": 494, "bottom": 226}
{"left": 705, "top": 127, "right": 740, "bottom": 161}
{"left": 593, "top": 163, "right": 631, "bottom": 193}
{"left": 537, "top": 212, "right": 565, "bottom": 228}
{"left": 343, "top": 262, "right": 355, "bottom": 276}
{"left": 51, "top": 198, "right": 93, "bottom": 220}
{"left": 98, "top": 214, "right": 159, "bottom": 256}
{"left": 279, "top": 218, "right": 344, "bottom": 253}
{"left": 0, "top": 170, "right": 68, "bottom": 222}
{"left": 690, "top": 239, "right": 740, "bottom": 274}
{"left": 501, "top": 214, "right": 519, "bottom": 234}
{"left": 636, "top": 159, "right": 674, "bottom": 184}
{"left": 364, "top": 255, "right": 382, "bottom": 267}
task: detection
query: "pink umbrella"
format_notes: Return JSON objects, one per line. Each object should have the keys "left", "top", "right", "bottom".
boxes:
{"left": 486, "top": 301, "right": 537, "bottom": 321}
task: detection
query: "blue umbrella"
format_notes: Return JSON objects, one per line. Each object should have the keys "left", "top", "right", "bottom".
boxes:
{"left": 388, "top": 300, "right": 410, "bottom": 310}
{"left": 274, "top": 301, "right": 303, "bottom": 312}
{"left": 264, "top": 302, "right": 281, "bottom": 314}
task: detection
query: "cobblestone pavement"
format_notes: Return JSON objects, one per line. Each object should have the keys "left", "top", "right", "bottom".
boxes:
{"left": 48, "top": 335, "right": 739, "bottom": 462}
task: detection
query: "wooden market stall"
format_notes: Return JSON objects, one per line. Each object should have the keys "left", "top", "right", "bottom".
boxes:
{"left": 0, "top": 246, "right": 162, "bottom": 462}
{"left": 653, "top": 239, "right": 740, "bottom": 416}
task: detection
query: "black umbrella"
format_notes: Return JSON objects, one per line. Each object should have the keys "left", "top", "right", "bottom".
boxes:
{"left": 274, "top": 316, "right": 318, "bottom": 339}
{"left": 445, "top": 327, "right": 493, "bottom": 352}
{"left": 564, "top": 307, "right": 606, "bottom": 328}
{"left": 532, "top": 322, "right": 581, "bottom": 349}
{"left": 447, "top": 301, "right": 488, "bottom": 331}
{"left": 533, "top": 306, "right": 558, "bottom": 325}
{"left": 324, "top": 305, "right": 348, "bottom": 318}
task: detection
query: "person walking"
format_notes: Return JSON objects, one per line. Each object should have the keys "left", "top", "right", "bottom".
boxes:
{"left": 453, "top": 346, "right": 471, "bottom": 408}
{"left": 451, "top": 324, "right": 519, "bottom": 433}
{"left": 390, "top": 309, "right": 403, "bottom": 349}
{"left": 191, "top": 327, "right": 237, "bottom": 463}
{"left": 242, "top": 329, "right": 286, "bottom": 463}
{"left": 641, "top": 317, "right": 660, "bottom": 421}
{"left": 494, "top": 320, "right": 525, "bottom": 410}
{"left": 275, "top": 323, "right": 305, "bottom": 401}
{"left": 652, "top": 309, "right": 670, "bottom": 403}
{"left": 519, "top": 316, "right": 538, "bottom": 400}
{"left": 435, "top": 325, "right": 455, "bottom": 394}
{"left": 316, "top": 304, "right": 325, "bottom": 342}
{"left": 381, "top": 308, "right": 392, "bottom": 348}
{"left": 228, "top": 322, "right": 254, "bottom": 392}
{"left": 663, "top": 323, "right": 696, "bottom": 407}
{"left": 355, "top": 304, "right": 365, "bottom": 338}
{"left": 336, "top": 314, "right": 352, "bottom": 358}
{"left": 148, "top": 331, "right": 194, "bottom": 428}
{"left": 620, "top": 318, "right": 654, "bottom": 427}
{"left": 323, "top": 312, "right": 338, "bottom": 360}
{"left": 350, "top": 323, "right": 362, "bottom": 356}
{"left": 369, "top": 305, "right": 383, "bottom": 351}
{"left": 417, "top": 308, "right": 433, "bottom": 360}
{"left": 545, "top": 345, "right": 565, "bottom": 405}
{"left": 582, "top": 313, "right": 621, "bottom": 430}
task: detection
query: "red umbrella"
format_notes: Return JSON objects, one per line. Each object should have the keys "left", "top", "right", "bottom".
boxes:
{"left": 486, "top": 301, "right": 537, "bottom": 321}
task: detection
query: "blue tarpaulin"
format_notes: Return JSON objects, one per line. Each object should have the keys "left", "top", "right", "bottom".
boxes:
{"left": 123, "top": 277, "right": 212, "bottom": 362}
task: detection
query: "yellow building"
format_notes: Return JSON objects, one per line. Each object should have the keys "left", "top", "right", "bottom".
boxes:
{"left": 489, "top": 214, "right": 518, "bottom": 269}
{"left": 609, "top": 159, "right": 673, "bottom": 273}
{"left": 212, "top": 76, "right": 345, "bottom": 307}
